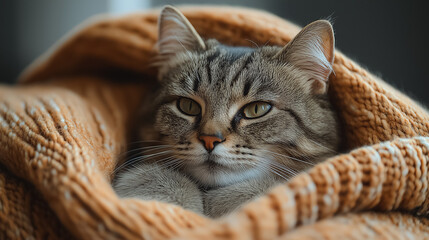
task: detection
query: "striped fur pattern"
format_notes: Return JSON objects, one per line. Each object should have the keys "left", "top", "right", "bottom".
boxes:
{"left": 114, "top": 6, "right": 340, "bottom": 217}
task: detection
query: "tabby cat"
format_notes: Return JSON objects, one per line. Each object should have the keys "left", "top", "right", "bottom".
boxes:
{"left": 113, "top": 6, "right": 340, "bottom": 218}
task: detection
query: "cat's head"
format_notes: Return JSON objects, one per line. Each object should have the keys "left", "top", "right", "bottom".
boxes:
{"left": 150, "top": 6, "right": 339, "bottom": 187}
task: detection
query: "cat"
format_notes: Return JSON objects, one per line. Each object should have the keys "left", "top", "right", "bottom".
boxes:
{"left": 113, "top": 5, "right": 340, "bottom": 218}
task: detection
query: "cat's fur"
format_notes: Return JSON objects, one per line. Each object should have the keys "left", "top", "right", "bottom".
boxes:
{"left": 113, "top": 6, "right": 340, "bottom": 218}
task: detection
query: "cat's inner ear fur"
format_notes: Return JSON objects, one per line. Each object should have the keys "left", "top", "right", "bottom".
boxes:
{"left": 275, "top": 20, "right": 335, "bottom": 95}
{"left": 157, "top": 6, "right": 206, "bottom": 62}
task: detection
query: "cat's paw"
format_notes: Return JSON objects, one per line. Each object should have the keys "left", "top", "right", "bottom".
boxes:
{"left": 113, "top": 163, "right": 203, "bottom": 214}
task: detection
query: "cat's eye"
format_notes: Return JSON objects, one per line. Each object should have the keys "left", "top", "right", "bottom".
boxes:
{"left": 177, "top": 98, "right": 201, "bottom": 116}
{"left": 242, "top": 102, "right": 272, "bottom": 119}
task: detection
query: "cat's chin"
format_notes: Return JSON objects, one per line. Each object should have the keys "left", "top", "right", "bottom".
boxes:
{"left": 184, "top": 162, "right": 264, "bottom": 187}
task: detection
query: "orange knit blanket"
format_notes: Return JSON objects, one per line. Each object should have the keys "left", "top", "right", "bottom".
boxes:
{"left": 1, "top": 6, "right": 429, "bottom": 240}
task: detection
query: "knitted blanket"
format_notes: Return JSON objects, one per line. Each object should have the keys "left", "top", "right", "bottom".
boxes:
{"left": 1, "top": 6, "right": 429, "bottom": 240}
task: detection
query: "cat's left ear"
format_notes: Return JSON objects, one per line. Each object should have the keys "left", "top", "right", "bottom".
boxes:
{"left": 157, "top": 6, "right": 206, "bottom": 60}
{"left": 275, "top": 20, "right": 335, "bottom": 95}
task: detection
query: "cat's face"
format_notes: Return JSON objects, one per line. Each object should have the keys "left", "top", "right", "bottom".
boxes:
{"left": 149, "top": 6, "right": 340, "bottom": 187}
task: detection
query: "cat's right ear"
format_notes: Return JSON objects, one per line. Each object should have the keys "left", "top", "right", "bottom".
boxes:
{"left": 157, "top": 6, "right": 206, "bottom": 61}
{"left": 275, "top": 20, "right": 335, "bottom": 95}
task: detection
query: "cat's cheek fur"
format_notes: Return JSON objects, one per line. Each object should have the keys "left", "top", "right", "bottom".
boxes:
{"left": 155, "top": 104, "right": 194, "bottom": 140}
{"left": 239, "top": 112, "right": 297, "bottom": 144}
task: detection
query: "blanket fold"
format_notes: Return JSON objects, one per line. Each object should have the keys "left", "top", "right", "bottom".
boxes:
{"left": 1, "top": 6, "right": 429, "bottom": 240}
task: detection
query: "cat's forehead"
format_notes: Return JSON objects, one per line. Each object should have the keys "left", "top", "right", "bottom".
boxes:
{"left": 167, "top": 45, "right": 277, "bottom": 94}
{"left": 162, "top": 42, "right": 309, "bottom": 112}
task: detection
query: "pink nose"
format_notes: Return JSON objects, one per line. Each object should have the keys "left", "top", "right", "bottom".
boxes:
{"left": 198, "top": 135, "right": 224, "bottom": 152}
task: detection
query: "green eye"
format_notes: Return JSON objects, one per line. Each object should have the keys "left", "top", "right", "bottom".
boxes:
{"left": 243, "top": 102, "right": 272, "bottom": 119}
{"left": 177, "top": 98, "right": 201, "bottom": 116}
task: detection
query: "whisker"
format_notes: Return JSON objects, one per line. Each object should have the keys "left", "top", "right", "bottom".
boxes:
{"left": 256, "top": 163, "right": 290, "bottom": 181}
{"left": 245, "top": 38, "right": 259, "bottom": 48}
{"left": 273, "top": 145, "right": 318, "bottom": 162}
{"left": 118, "top": 145, "right": 171, "bottom": 160}
{"left": 129, "top": 157, "right": 180, "bottom": 176}
{"left": 260, "top": 150, "right": 315, "bottom": 166}
{"left": 125, "top": 146, "right": 172, "bottom": 160}
{"left": 263, "top": 37, "right": 273, "bottom": 47}
{"left": 269, "top": 159, "right": 299, "bottom": 173}
{"left": 167, "top": 159, "right": 185, "bottom": 172}
{"left": 141, "top": 150, "right": 173, "bottom": 159}
{"left": 258, "top": 159, "right": 298, "bottom": 178}
{"left": 270, "top": 169, "right": 291, "bottom": 181}
{"left": 112, "top": 150, "right": 173, "bottom": 176}
{"left": 131, "top": 156, "right": 177, "bottom": 171}
{"left": 307, "top": 138, "right": 338, "bottom": 154}
{"left": 271, "top": 163, "right": 298, "bottom": 177}
{"left": 126, "top": 139, "right": 165, "bottom": 146}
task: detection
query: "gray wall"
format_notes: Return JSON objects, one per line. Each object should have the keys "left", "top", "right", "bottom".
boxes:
{"left": 0, "top": 0, "right": 108, "bottom": 83}
{"left": 1, "top": 1, "right": 428, "bottom": 105}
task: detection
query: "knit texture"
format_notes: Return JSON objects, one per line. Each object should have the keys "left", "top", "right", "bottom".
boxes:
{"left": 1, "top": 6, "right": 429, "bottom": 240}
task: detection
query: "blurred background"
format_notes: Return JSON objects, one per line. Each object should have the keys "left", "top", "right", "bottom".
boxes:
{"left": 1, "top": 0, "right": 428, "bottom": 105}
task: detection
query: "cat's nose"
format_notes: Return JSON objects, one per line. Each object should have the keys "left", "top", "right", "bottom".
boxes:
{"left": 198, "top": 134, "right": 225, "bottom": 152}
